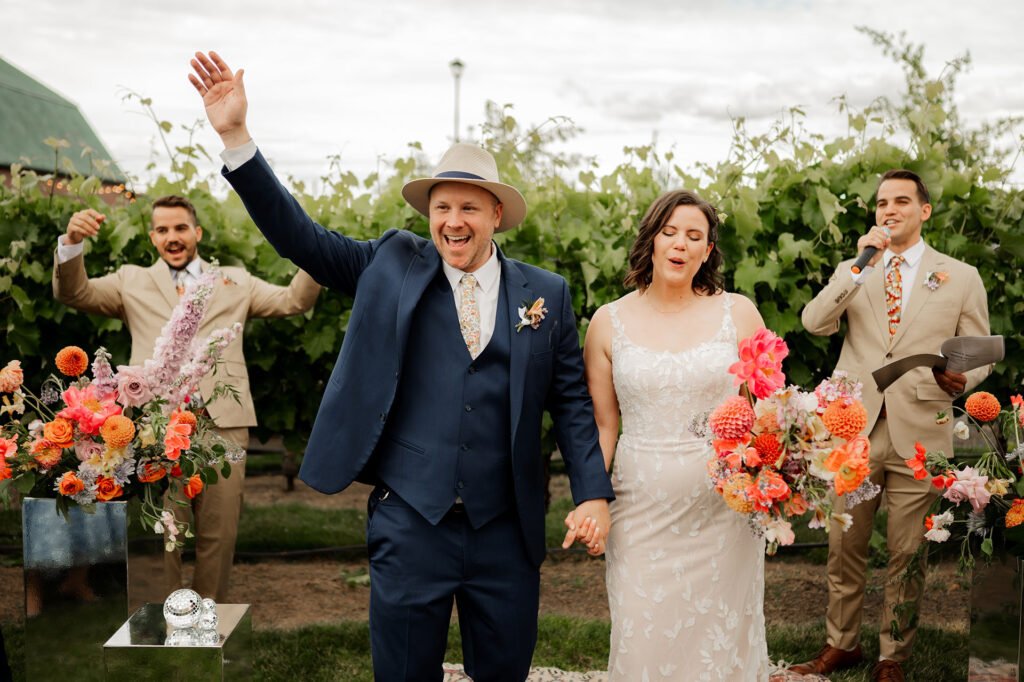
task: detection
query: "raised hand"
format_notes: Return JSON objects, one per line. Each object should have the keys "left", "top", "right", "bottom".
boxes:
{"left": 64, "top": 209, "right": 106, "bottom": 246}
{"left": 855, "top": 225, "right": 891, "bottom": 269}
{"left": 188, "top": 51, "right": 250, "bottom": 148}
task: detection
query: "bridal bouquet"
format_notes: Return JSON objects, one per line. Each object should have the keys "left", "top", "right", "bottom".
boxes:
{"left": 0, "top": 269, "right": 242, "bottom": 551}
{"left": 905, "top": 391, "right": 1024, "bottom": 569}
{"left": 705, "top": 329, "right": 880, "bottom": 554}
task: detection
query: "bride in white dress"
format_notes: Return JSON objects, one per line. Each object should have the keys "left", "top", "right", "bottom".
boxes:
{"left": 584, "top": 190, "right": 772, "bottom": 681}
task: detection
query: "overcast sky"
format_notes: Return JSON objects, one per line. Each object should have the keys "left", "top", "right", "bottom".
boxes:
{"left": 3, "top": 0, "right": 1022, "bottom": 189}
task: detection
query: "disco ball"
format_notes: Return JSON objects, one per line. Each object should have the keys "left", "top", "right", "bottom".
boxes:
{"left": 163, "top": 589, "right": 203, "bottom": 630}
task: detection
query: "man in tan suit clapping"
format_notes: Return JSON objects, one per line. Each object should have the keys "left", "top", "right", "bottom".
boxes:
{"left": 792, "top": 170, "right": 991, "bottom": 682}
{"left": 53, "top": 195, "right": 321, "bottom": 601}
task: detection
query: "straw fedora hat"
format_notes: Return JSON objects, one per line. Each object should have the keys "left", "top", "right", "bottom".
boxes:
{"left": 402, "top": 143, "right": 527, "bottom": 232}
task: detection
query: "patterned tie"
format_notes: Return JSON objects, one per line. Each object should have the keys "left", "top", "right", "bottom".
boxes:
{"left": 174, "top": 271, "right": 185, "bottom": 297}
{"left": 458, "top": 274, "right": 481, "bottom": 359}
{"left": 885, "top": 255, "right": 904, "bottom": 336}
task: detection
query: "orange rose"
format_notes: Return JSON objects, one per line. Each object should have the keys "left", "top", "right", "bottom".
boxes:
{"left": 184, "top": 474, "right": 204, "bottom": 500}
{"left": 43, "top": 418, "right": 74, "bottom": 449}
{"left": 58, "top": 471, "right": 86, "bottom": 496}
{"left": 95, "top": 476, "right": 123, "bottom": 501}
{"left": 137, "top": 462, "right": 168, "bottom": 483}
{"left": 55, "top": 346, "right": 89, "bottom": 377}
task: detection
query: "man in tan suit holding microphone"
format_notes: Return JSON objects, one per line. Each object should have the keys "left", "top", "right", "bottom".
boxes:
{"left": 793, "top": 169, "right": 990, "bottom": 682}
{"left": 53, "top": 195, "right": 321, "bottom": 601}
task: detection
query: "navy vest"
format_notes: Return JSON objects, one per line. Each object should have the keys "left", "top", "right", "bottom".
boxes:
{"left": 373, "top": 268, "right": 513, "bottom": 528}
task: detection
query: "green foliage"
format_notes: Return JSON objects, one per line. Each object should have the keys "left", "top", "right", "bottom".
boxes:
{"left": 2, "top": 29, "right": 1022, "bottom": 459}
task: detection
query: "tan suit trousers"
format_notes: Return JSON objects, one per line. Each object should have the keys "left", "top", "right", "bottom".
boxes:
{"left": 826, "top": 415, "right": 938, "bottom": 661}
{"left": 164, "top": 426, "right": 248, "bottom": 602}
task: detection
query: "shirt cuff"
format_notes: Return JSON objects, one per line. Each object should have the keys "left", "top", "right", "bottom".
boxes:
{"left": 220, "top": 139, "right": 258, "bottom": 171}
{"left": 56, "top": 236, "right": 85, "bottom": 264}
{"left": 850, "top": 264, "right": 874, "bottom": 286}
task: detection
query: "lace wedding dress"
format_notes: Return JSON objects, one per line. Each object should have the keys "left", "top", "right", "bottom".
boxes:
{"left": 605, "top": 294, "right": 770, "bottom": 681}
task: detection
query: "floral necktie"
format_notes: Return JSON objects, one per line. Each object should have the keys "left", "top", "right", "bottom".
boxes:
{"left": 459, "top": 274, "right": 481, "bottom": 359}
{"left": 885, "top": 255, "right": 904, "bottom": 336}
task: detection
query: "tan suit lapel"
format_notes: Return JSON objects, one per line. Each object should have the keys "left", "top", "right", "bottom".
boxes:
{"left": 890, "top": 246, "right": 937, "bottom": 348}
{"left": 864, "top": 263, "right": 890, "bottom": 343}
{"left": 149, "top": 261, "right": 179, "bottom": 309}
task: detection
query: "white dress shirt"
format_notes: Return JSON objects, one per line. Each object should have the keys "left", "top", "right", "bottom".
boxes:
{"left": 850, "top": 238, "right": 927, "bottom": 310}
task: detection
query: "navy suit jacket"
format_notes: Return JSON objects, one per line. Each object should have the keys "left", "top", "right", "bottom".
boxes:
{"left": 224, "top": 151, "right": 613, "bottom": 565}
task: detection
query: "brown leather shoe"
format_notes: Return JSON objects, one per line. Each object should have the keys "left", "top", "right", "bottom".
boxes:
{"left": 788, "top": 643, "right": 863, "bottom": 674}
{"left": 872, "top": 659, "right": 906, "bottom": 682}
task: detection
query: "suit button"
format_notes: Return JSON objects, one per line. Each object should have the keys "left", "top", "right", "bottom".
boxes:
{"left": 457, "top": 481, "right": 465, "bottom": 489}
{"left": 464, "top": 404, "right": 472, "bottom": 412}
{"left": 379, "top": 412, "right": 387, "bottom": 423}
{"left": 394, "top": 371, "right": 399, "bottom": 379}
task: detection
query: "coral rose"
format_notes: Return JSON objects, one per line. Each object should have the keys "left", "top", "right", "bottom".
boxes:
{"left": 100, "top": 415, "right": 136, "bottom": 449}
{"left": 43, "top": 418, "right": 75, "bottom": 449}
{"left": 0, "top": 360, "right": 24, "bottom": 393}
{"left": 0, "top": 437, "right": 16, "bottom": 460}
{"left": 709, "top": 396, "right": 756, "bottom": 439}
{"left": 184, "top": 474, "right": 204, "bottom": 500}
{"left": 95, "top": 476, "right": 123, "bottom": 501}
{"left": 822, "top": 400, "right": 868, "bottom": 440}
{"left": 748, "top": 469, "right": 791, "bottom": 512}
{"left": 58, "top": 471, "right": 86, "bottom": 497}
{"left": 965, "top": 392, "right": 1001, "bottom": 422}
{"left": 55, "top": 346, "right": 89, "bottom": 377}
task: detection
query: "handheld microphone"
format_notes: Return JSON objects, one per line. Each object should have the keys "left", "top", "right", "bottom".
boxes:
{"left": 850, "top": 226, "right": 890, "bottom": 275}
{"left": 850, "top": 247, "right": 877, "bottom": 275}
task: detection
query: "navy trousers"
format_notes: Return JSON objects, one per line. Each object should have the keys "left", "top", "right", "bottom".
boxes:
{"left": 367, "top": 487, "right": 540, "bottom": 682}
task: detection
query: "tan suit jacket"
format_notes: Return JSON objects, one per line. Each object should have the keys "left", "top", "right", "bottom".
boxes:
{"left": 802, "top": 244, "right": 990, "bottom": 458}
{"left": 53, "top": 254, "right": 321, "bottom": 428}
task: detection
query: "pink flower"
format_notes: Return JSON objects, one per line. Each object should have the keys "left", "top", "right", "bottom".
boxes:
{"left": 74, "top": 439, "right": 104, "bottom": 463}
{"left": 0, "top": 360, "right": 23, "bottom": 393}
{"left": 115, "top": 366, "right": 154, "bottom": 408}
{"left": 57, "top": 384, "right": 122, "bottom": 436}
{"left": 729, "top": 328, "right": 789, "bottom": 400}
{"left": 764, "top": 518, "right": 796, "bottom": 546}
{"left": 0, "top": 437, "right": 16, "bottom": 459}
{"left": 943, "top": 466, "right": 992, "bottom": 513}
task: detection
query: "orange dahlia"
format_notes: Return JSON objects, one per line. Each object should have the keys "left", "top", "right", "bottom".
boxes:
{"left": 752, "top": 432, "right": 785, "bottom": 468}
{"left": 721, "top": 472, "right": 755, "bottom": 513}
{"left": 100, "top": 415, "right": 136, "bottom": 448}
{"left": 1006, "top": 499, "right": 1024, "bottom": 529}
{"left": 55, "top": 346, "right": 89, "bottom": 377}
{"left": 709, "top": 396, "right": 756, "bottom": 439}
{"left": 174, "top": 410, "right": 198, "bottom": 432}
{"left": 966, "top": 392, "right": 1001, "bottom": 422}
{"left": 822, "top": 400, "right": 868, "bottom": 440}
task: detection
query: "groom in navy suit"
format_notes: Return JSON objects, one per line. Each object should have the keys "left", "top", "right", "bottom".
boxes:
{"left": 188, "top": 52, "right": 613, "bottom": 681}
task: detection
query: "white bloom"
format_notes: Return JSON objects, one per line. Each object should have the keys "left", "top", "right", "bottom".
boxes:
{"left": 794, "top": 391, "right": 819, "bottom": 414}
{"left": 763, "top": 518, "right": 795, "bottom": 546}
{"left": 925, "top": 527, "right": 951, "bottom": 542}
{"left": 953, "top": 420, "right": 970, "bottom": 441}
{"left": 832, "top": 512, "right": 854, "bottom": 532}
{"left": 924, "top": 510, "right": 955, "bottom": 542}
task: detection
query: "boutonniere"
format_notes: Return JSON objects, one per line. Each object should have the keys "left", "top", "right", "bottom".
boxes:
{"left": 923, "top": 271, "right": 949, "bottom": 291}
{"left": 516, "top": 297, "right": 548, "bottom": 332}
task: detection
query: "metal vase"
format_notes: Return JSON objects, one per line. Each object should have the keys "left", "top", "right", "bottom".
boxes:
{"left": 21, "top": 497, "right": 128, "bottom": 682}
{"left": 969, "top": 552, "right": 1023, "bottom": 681}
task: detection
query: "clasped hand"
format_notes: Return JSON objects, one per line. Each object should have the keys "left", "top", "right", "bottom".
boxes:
{"left": 561, "top": 499, "right": 611, "bottom": 556}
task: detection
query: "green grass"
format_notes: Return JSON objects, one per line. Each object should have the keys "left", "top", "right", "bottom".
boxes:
{"left": 0, "top": 618, "right": 969, "bottom": 682}
{"left": 233, "top": 504, "right": 367, "bottom": 553}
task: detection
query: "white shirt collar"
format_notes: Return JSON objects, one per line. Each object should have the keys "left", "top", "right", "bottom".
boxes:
{"left": 169, "top": 257, "right": 203, "bottom": 280}
{"left": 441, "top": 243, "right": 501, "bottom": 293}
{"left": 884, "top": 239, "right": 925, "bottom": 269}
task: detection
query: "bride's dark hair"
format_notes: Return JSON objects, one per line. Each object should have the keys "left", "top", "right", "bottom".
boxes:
{"left": 623, "top": 189, "right": 724, "bottom": 295}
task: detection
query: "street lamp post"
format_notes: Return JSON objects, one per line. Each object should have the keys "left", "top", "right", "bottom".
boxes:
{"left": 449, "top": 58, "right": 464, "bottom": 142}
